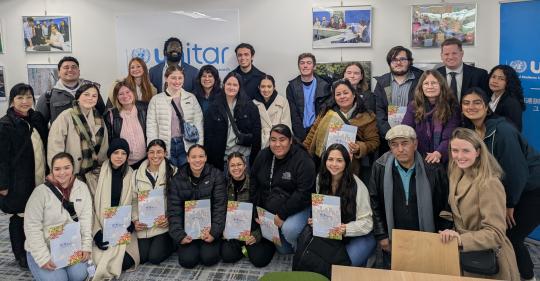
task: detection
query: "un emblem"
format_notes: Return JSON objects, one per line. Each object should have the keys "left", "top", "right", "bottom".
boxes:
{"left": 131, "top": 48, "right": 151, "bottom": 63}
{"left": 509, "top": 60, "right": 527, "bottom": 73}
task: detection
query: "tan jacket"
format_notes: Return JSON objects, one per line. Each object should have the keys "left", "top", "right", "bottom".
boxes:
{"left": 47, "top": 108, "right": 109, "bottom": 174}
{"left": 449, "top": 170, "right": 519, "bottom": 281}
{"left": 23, "top": 179, "right": 93, "bottom": 267}
{"left": 252, "top": 95, "right": 292, "bottom": 148}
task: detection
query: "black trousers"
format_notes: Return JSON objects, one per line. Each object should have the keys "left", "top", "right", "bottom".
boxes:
{"left": 221, "top": 239, "right": 276, "bottom": 268}
{"left": 507, "top": 188, "right": 540, "bottom": 279}
{"left": 9, "top": 215, "right": 26, "bottom": 261}
{"left": 138, "top": 232, "right": 174, "bottom": 265}
{"left": 122, "top": 253, "right": 135, "bottom": 271}
{"left": 177, "top": 239, "right": 221, "bottom": 268}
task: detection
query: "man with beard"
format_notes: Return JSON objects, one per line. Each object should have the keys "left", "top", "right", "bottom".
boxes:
{"left": 149, "top": 37, "right": 199, "bottom": 93}
{"left": 374, "top": 46, "right": 423, "bottom": 154}
{"left": 232, "top": 43, "right": 266, "bottom": 100}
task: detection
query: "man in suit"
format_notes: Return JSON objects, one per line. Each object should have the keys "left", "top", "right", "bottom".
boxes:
{"left": 437, "top": 38, "right": 489, "bottom": 101}
{"left": 149, "top": 37, "right": 199, "bottom": 93}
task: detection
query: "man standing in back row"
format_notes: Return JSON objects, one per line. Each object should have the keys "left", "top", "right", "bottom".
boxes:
{"left": 233, "top": 43, "right": 266, "bottom": 101}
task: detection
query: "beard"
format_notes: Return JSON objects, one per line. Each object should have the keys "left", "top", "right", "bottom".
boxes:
{"left": 390, "top": 67, "right": 409, "bottom": 76}
{"left": 166, "top": 51, "right": 182, "bottom": 63}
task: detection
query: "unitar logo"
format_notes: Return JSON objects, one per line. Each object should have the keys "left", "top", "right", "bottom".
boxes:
{"left": 509, "top": 60, "right": 540, "bottom": 74}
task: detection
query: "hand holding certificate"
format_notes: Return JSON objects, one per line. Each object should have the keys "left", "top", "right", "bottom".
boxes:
{"left": 184, "top": 199, "right": 211, "bottom": 240}
{"left": 138, "top": 187, "right": 166, "bottom": 228}
{"left": 257, "top": 207, "right": 281, "bottom": 246}
{"left": 223, "top": 201, "right": 253, "bottom": 241}
{"left": 103, "top": 205, "right": 132, "bottom": 247}
{"left": 312, "top": 194, "right": 342, "bottom": 240}
{"left": 49, "top": 222, "right": 83, "bottom": 268}
{"left": 326, "top": 123, "right": 358, "bottom": 153}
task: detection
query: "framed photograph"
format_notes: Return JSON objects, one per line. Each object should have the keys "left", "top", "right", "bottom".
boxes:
{"left": 27, "top": 64, "right": 58, "bottom": 97}
{"left": 0, "top": 20, "right": 4, "bottom": 54}
{"left": 0, "top": 66, "right": 6, "bottom": 100}
{"left": 315, "top": 61, "right": 372, "bottom": 89}
{"left": 313, "top": 6, "right": 372, "bottom": 48}
{"left": 22, "top": 16, "right": 71, "bottom": 52}
{"left": 411, "top": 3, "right": 476, "bottom": 48}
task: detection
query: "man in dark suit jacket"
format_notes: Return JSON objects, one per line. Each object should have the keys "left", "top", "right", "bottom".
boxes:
{"left": 437, "top": 38, "right": 489, "bottom": 101}
{"left": 149, "top": 37, "right": 199, "bottom": 93}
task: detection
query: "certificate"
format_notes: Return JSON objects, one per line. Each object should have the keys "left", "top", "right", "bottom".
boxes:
{"left": 223, "top": 201, "right": 253, "bottom": 241}
{"left": 103, "top": 205, "right": 132, "bottom": 247}
{"left": 184, "top": 199, "right": 211, "bottom": 240}
{"left": 256, "top": 207, "right": 281, "bottom": 246}
{"left": 138, "top": 187, "right": 166, "bottom": 228}
{"left": 326, "top": 123, "right": 358, "bottom": 153}
{"left": 48, "top": 222, "right": 83, "bottom": 268}
{"left": 388, "top": 105, "right": 407, "bottom": 128}
{"left": 312, "top": 194, "right": 342, "bottom": 240}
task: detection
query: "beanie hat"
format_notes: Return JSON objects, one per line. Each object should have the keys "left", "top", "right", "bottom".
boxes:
{"left": 107, "top": 138, "right": 130, "bottom": 158}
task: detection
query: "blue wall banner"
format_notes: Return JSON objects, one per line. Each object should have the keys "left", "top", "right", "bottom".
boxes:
{"left": 500, "top": 0, "right": 540, "bottom": 150}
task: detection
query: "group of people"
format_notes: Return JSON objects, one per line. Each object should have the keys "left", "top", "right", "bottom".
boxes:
{"left": 23, "top": 17, "right": 69, "bottom": 51}
{"left": 0, "top": 35, "right": 538, "bottom": 281}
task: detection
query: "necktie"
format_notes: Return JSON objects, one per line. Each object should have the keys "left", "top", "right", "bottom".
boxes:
{"left": 449, "top": 72, "right": 458, "bottom": 100}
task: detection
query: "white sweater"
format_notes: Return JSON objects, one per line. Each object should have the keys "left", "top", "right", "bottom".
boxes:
{"left": 252, "top": 94, "right": 292, "bottom": 148}
{"left": 24, "top": 179, "right": 93, "bottom": 267}
{"left": 146, "top": 89, "right": 203, "bottom": 157}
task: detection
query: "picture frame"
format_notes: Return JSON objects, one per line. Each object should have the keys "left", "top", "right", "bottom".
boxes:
{"left": 313, "top": 6, "right": 372, "bottom": 48}
{"left": 315, "top": 61, "right": 372, "bottom": 89}
{"left": 0, "top": 65, "right": 6, "bottom": 101}
{"left": 27, "top": 64, "right": 59, "bottom": 98}
{"left": 22, "top": 15, "right": 72, "bottom": 52}
{"left": 0, "top": 20, "right": 4, "bottom": 54}
{"left": 411, "top": 3, "right": 477, "bottom": 48}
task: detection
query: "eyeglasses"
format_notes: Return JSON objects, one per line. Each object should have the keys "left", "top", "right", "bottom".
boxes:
{"left": 391, "top": 57, "right": 409, "bottom": 64}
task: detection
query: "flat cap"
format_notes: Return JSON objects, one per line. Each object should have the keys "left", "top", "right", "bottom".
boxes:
{"left": 385, "top": 124, "right": 417, "bottom": 141}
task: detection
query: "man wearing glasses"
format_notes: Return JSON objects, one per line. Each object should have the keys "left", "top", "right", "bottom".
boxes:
{"left": 374, "top": 46, "right": 423, "bottom": 154}
{"left": 37, "top": 56, "right": 105, "bottom": 124}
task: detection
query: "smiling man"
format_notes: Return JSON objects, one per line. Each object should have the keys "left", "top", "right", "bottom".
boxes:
{"left": 232, "top": 43, "right": 266, "bottom": 101}
{"left": 437, "top": 38, "right": 489, "bottom": 101}
{"left": 368, "top": 124, "right": 451, "bottom": 268}
{"left": 149, "top": 37, "right": 199, "bottom": 93}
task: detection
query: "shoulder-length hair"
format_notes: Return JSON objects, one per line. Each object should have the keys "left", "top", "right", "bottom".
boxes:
{"left": 126, "top": 57, "right": 154, "bottom": 103}
{"left": 489, "top": 64, "right": 525, "bottom": 111}
{"left": 343, "top": 62, "right": 369, "bottom": 93}
{"left": 413, "top": 70, "right": 457, "bottom": 124}
{"left": 448, "top": 128, "right": 503, "bottom": 186}
{"left": 195, "top": 65, "right": 221, "bottom": 98}
{"left": 112, "top": 79, "right": 136, "bottom": 109}
{"left": 326, "top": 79, "right": 367, "bottom": 116}
{"left": 317, "top": 143, "right": 357, "bottom": 223}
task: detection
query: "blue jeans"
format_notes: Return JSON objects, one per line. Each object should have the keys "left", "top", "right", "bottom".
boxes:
{"left": 345, "top": 233, "right": 376, "bottom": 266}
{"left": 170, "top": 137, "right": 187, "bottom": 167}
{"left": 275, "top": 208, "right": 310, "bottom": 254}
{"left": 27, "top": 252, "right": 88, "bottom": 281}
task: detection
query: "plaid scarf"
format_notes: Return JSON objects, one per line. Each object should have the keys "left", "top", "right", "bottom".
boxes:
{"left": 70, "top": 101, "right": 105, "bottom": 176}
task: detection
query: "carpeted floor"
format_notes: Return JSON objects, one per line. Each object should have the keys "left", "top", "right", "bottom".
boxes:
{"left": 0, "top": 212, "right": 538, "bottom": 280}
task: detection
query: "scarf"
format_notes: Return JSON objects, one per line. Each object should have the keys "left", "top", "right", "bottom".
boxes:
{"left": 382, "top": 152, "right": 435, "bottom": 239}
{"left": 45, "top": 174, "right": 76, "bottom": 201}
{"left": 70, "top": 101, "right": 105, "bottom": 176}
{"left": 424, "top": 104, "right": 443, "bottom": 150}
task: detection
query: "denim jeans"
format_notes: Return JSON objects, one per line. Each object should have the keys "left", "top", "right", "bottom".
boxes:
{"left": 27, "top": 251, "right": 88, "bottom": 281}
{"left": 170, "top": 137, "right": 187, "bottom": 168}
{"left": 345, "top": 233, "right": 376, "bottom": 266}
{"left": 275, "top": 208, "right": 310, "bottom": 254}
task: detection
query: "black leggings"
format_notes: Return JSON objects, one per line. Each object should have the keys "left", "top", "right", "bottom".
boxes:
{"left": 122, "top": 253, "right": 135, "bottom": 271}
{"left": 138, "top": 232, "right": 174, "bottom": 265}
{"left": 221, "top": 239, "right": 276, "bottom": 268}
{"left": 177, "top": 239, "right": 221, "bottom": 268}
{"left": 507, "top": 188, "right": 540, "bottom": 279}
{"left": 9, "top": 215, "right": 26, "bottom": 261}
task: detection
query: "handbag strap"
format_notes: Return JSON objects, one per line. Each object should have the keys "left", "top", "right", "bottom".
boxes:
{"left": 223, "top": 102, "right": 242, "bottom": 138}
{"left": 44, "top": 181, "right": 79, "bottom": 222}
{"left": 167, "top": 91, "right": 185, "bottom": 135}
{"left": 335, "top": 110, "right": 351, "bottom": 125}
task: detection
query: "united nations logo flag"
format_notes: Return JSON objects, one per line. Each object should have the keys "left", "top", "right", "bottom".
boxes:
{"left": 509, "top": 60, "right": 527, "bottom": 73}
{"left": 131, "top": 48, "right": 151, "bottom": 63}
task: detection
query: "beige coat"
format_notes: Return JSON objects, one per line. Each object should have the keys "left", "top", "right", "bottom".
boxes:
{"left": 132, "top": 159, "right": 176, "bottom": 239}
{"left": 449, "top": 170, "right": 519, "bottom": 281}
{"left": 252, "top": 95, "right": 292, "bottom": 148}
{"left": 23, "top": 179, "right": 93, "bottom": 267}
{"left": 47, "top": 108, "right": 109, "bottom": 175}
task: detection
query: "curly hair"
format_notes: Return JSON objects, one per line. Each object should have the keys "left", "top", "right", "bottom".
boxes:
{"left": 489, "top": 64, "right": 525, "bottom": 111}
{"left": 412, "top": 70, "right": 457, "bottom": 124}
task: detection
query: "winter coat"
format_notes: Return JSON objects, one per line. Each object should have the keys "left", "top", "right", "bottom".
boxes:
{"left": 250, "top": 144, "right": 316, "bottom": 220}
{"left": 104, "top": 101, "right": 148, "bottom": 142}
{"left": 146, "top": 89, "right": 204, "bottom": 157}
{"left": 252, "top": 94, "right": 292, "bottom": 148}
{"left": 167, "top": 164, "right": 227, "bottom": 244}
{"left": 0, "top": 108, "right": 48, "bottom": 214}
{"left": 492, "top": 93, "right": 523, "bottom": 132}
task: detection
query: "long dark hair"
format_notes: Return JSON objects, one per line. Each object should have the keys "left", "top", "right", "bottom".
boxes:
{"left": 146, "top": 139, "right": 174, "bottom": 187}
{"left": 413, "top": 70, "right": 457, "bottom": 124}
{"left": 317, "top": 143, "right": 357, "bottom": 223}
{"left": 460, "top": 87, "right": 494, "bottom": 129}
{"left": 488, "top": 64, "right": 525, "bottom": 111}
{"left": 326, "top": 79, "right": 367, "bottom": 116}
{"left": 220, "top": 71, "right": 249, "bottom": 105}
{"left": 194, "top": 65, "right": 221, "bottom": 99}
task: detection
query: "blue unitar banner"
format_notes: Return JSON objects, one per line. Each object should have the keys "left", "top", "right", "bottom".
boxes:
{"left": 500, "top": 1, "right": 540, "bottom": 150}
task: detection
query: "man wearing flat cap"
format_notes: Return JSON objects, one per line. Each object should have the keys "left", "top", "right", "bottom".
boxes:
{"left": 368, "top": 124, "right": 451, "bottom": 268}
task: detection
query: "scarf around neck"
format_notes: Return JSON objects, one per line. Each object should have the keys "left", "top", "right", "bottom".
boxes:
{"left": 46, "top": 174, "right": 76, "bottom": 200}
{"left": 70, "top": 101, "right": 105, "bottom": 175}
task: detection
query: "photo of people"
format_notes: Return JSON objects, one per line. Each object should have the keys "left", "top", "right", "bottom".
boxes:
{"left": 22, "top": 16, "right": 71, "bottom": 52}
{"left": 411, "top": 4, "right": 476, "bottom": 48}
{"left": 27, "top": 64, "right": 59, "bottom": 98}
{"left": 315, "top": 61, "right": 372, "bottom": 88}
{"left": 313, "top": 6, "right": 372, "bottom": 48}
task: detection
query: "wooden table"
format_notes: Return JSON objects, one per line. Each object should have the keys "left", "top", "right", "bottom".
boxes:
{"left": 332, "top": 266, "right": 493, "bottom": 281}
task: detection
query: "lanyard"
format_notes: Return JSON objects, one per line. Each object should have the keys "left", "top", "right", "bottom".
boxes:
{"left": 269, "top": 156, "right": 276, "bottom": 190}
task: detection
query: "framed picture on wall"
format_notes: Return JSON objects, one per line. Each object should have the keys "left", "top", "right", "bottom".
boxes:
{"left": 411, "top": 3, "right": 476, "bottom": 48}
{"left": 313, "top": 6, "right": 372, "bottom": 48}
{"left": 315, "top": 61, "right": 372, "bottom": 89}
{"left": 0, "top": 20, "right": 4, "bottom": 54}
{"left": 22, "top": 16, "right": 71, "bottom": 52}
{"left": 0, "top": 66, "right": 6, "bottom": 100}
{"left": 27, "top": 64, "right": 59, "bottom": 98}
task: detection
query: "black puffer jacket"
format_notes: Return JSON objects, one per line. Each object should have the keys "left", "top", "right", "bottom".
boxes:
{"left": 250, "top": 144, "right": 316, "bottom": 220}
{"left": 167, "top": 163, "right": 227, "bottom": 243}
{"left": 0, "top": 108, "right": 48, "bottom": 214}
{"left": 103, "top": 101, "right": 148, "bottom": 142}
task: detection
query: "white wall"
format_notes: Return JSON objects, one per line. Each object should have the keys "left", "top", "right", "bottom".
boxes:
{"left": 0, "top": 0, "right": 500, "bottom": 113}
